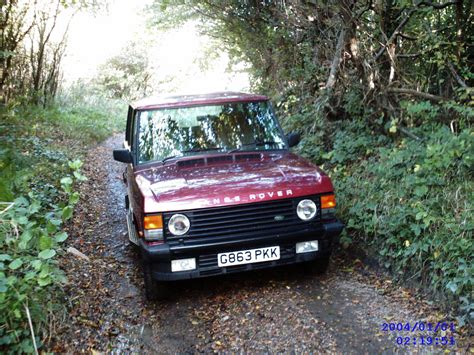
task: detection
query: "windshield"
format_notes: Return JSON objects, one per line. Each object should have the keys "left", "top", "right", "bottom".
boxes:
{"left": 137, "top": 101, "right": 286, "bottom": 164}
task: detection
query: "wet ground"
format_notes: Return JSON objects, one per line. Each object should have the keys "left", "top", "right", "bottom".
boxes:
{"left": 51, "top": 135, "right": 467, "bottom": 353}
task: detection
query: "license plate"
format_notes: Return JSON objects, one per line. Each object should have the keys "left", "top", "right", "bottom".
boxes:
{"left": 217, "top": 246, "right": 280, "bottom": 267}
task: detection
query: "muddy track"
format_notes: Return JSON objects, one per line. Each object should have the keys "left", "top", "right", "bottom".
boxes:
{"left": 51, "top": 135, "right": 464, "bottom": 353}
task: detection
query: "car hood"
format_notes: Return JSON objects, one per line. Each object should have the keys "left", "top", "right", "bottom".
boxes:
{"left": 135, "top": 152, "right": 334, "bottom": 213}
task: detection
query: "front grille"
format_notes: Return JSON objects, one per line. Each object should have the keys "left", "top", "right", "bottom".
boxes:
{"left": 163, "top": 196, "right": 321, "bottom": 245}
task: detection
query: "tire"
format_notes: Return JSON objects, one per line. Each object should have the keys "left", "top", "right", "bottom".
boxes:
{"left": 303, "top": 255, "right": 331, "bottom": 275}
{"left": 143, "top": 263, "right": 172, "bottom": 301}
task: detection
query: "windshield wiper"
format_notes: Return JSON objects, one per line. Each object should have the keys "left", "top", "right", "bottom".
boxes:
{"left": 161, "top": 155, "right": 181, "bottom": 164}
{"left": 182, "top": 147, "right": 224, "bottom": 153}
{"left": 229, "top": 140, "right": 280, "bottom": 153}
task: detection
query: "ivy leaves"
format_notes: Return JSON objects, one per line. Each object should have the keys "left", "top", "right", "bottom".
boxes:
{"left": 38, "top": 249, "right": 56, "bottom": 260}
{"left": 0, "top": 159, "right": 85, "bottom": 350}
{"left": 327, "top": 123, "right": 473, "bottom": 326}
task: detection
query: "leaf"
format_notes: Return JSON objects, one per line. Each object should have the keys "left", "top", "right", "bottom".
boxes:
{"left": 414, "top": 185, "right": 428, "bottom": 197}
{"left": 28, "top": 201, "right": 41, "bottom": 214}
{"left": 0, "top": 254, "right": 12, "bottom": 262}
{"left": 37, "top": 277, "right": 51, "bottom": 286}
{"left": 14, "top": 309, "right": 21, "bottom": 318}
{"left": 14, "top": 196, "right": 29, "bottom": 207}
{"left": 16, "top": 216, "right": 28, "bottom": 225}
{"left": 446, "top": 281, "right": 458, "bottom": 294}
{"left": 73, "top": 171, "right": 88, "bottom": 182}
{"left": 55, "top": 231, "right": 68, "bottom": 243}
{"left": 38, "top": 249, "right": 56, "bottom": 260}
{"left": 49, "top": 218, "right": 62, "bottom": 226}
{"left": 60, "top": 177, "right": 73, "bottom": 186}
{"left": 69, "top": 192, "right": 80, "bottom": 204}
{"left": 31, "top": 260, "right": 42, "bottom": 270}
{"left": 20, "top": 230, "right": 33, "bottom": 244}
{"left": 415, "top": 211, "right": 427, "bottom": 220}
{"left": 46, "top": 221, "right": 59, "bottom": 234}
{"left": 62, "top": 206, "right": 73, "bottom": 221}
{"left": 24, "top": 271, "right": 37, "bottom": 281}
{"left": 0, "top": 281, "right": 7, "bottom": 292}
{"left": 410, "top": 224, "right": 421, "bottom": 237}
{"left": 68, "top": 159, "right": 83, "bottom": 170}
{"left": 8, "top": 259, "right": 23, "bottom": 270}
{"left": 39, "top": 235, "right": 53, "bottom": 250}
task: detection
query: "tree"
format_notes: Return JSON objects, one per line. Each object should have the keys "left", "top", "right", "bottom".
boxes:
{"left": 94, "top": 41, "right": 153, "bottom": 100}
{"left": 0, "top": 0, "right": 108, "bottom": 105}
{"left": 149, "top": 0, "right": 472, "bottom": 128}
{"left": 0, "top": 0, "right": 36, "bottom": 103}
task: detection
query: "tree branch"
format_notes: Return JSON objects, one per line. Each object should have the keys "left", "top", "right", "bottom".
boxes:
{"left": 397, "top": 32, "right": 418, "bottom": 41}
{"left": 388, "top": 87, "right": 447, "bottom": 102}
{"left": 372, "top": 1, "right": 455, "bottom": 62}
{"left": 398, "top": 126, "right": 423, "bottom": 141}
{"left": 416, "top": 1, "right": 457, "bottom": 9}
{"left": 447, "top": 61, "right": 470, "bottom": 89}
{"left": 397, "top": 53, "right": 421, "bottom": 58}
{"left": 373, "top": 7, "right": 416, "bottom": 62}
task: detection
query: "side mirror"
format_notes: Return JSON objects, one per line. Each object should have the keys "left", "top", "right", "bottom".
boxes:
{"left": 113, "top": 149, "right": 132, "bottom": 163}
{"left": 287, "top": 132, "right": 301, "bottom": 148}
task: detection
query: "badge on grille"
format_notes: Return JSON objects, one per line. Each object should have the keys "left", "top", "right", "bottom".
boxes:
{"left": 274, "top": 215, "right": 285, "bottom": 221}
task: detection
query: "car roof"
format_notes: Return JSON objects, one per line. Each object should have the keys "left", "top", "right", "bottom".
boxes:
{"left": 131, "top": 91, "right": 269, "bottom": 110}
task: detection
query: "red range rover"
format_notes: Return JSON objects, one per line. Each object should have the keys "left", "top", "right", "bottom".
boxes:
{"left": 113, "top": 92, "right": 344, "bottom": 299}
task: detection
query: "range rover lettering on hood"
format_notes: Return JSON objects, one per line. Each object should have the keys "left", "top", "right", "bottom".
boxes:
{"left": 211, "top": 189, "right": 293, "bottom": 205}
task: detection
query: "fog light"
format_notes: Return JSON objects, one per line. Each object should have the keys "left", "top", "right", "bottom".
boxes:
{"left": 171, "top": 258, "right": 196, "bottom": 272}
{"left": 321, "top": 208, "right": 336, "bottom": 219}
{"left": 296, "top": 240, "right": 319, "bottom": 254}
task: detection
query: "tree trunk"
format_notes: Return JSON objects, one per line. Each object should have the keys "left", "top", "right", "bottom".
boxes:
{"left": 325, "top": 26, "right": 346, "bottom": 93}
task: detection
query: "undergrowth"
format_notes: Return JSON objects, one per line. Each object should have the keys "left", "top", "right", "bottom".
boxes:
{"left": 286, "top": 100, "right": 473, "bottom": 326}
{"left": 0, "top": 99, "right": 125, "bottom": 352}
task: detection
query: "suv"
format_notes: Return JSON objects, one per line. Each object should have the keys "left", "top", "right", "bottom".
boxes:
{"left": 113, "top": 92, "right": 344, "bottom": 300}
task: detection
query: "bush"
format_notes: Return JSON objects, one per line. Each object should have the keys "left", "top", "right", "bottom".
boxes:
{"left": 0, "top": 103, "right": 99, "bottom": 351}
{"left": 321, "top": 122, "right": 473, "bottom": 325}
{"left": 0, "top": 161, "right": 85, "bottom": 352}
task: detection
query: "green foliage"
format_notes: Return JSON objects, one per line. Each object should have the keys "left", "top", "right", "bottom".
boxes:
{"left": 57, "top": 80, "right": 127, "bottom": 140}
{"left": 3, "top": 99, "right": 125, "bottom": 152}
{"left": 0, "top": 103, "right": 102, "bottom": 351}
{"left": 0, "top": 160, "right": 84, "bottom": 352}
{"left": 1, "top": 103, "right": 116, "bottom": 203}
{"left": 93, "top": 41, "right": 153, "bottom": 101}
{"left": 322, "top": 122, "right": 473, "bottom": 325}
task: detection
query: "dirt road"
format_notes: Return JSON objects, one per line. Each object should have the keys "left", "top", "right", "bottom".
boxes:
{"left": 51, "top": 135, "right": 464, "bottom": 353}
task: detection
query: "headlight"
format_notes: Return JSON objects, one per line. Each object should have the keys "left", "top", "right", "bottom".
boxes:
{"left": 168, "top": 214, "right": 190, "bottom": 235}
{"left": 297, "top": 199, "right": 317, "bottom": 221}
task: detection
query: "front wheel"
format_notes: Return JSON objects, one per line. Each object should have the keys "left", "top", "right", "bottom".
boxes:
{"left": 303, "top": 255, "right": 331, "bottom": 275}
{"left": 143, "top": 263, "right": 173, "bottom": 301}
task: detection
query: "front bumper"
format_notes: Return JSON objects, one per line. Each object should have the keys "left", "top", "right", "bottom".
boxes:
{"left": 140, "top": 220, "right": 344, "bottom": 281}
